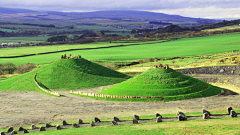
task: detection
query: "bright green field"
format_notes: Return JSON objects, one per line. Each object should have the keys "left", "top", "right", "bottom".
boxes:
{"left": 0, "top": 42, "right": 127, "bottom": 57}
{"left": 1, "top": 34, "right": 240, "bottom": 65}
{"left": 36, "top": 58, "right": 129, "bottom": 90}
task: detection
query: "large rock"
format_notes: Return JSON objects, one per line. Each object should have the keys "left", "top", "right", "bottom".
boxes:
{"left": 56, "top": 125, "right": 62, "bottom": 130}
{"left": 90, "top": 121, "right": 95, "bottom": 127}
{"left": 156, "top": 116, "right": 162, "bottom": 123}
{"left": 39, "top": 126, "right": 46, "bottom": 131}
{"left": 156, "top": 113, "right": 162, "bottom": 119}
{"left": 94, "top": 117, "right": 101, "bottom": 122}
{"left": 177, "top": 111, "right": 187, "bottom": 121}
{"left": 133, "top": 118, "right": 138, "bottom": 124}
{"left": 23, "top": 129, "right": 29, "bottom": 133}
{"left": 111, "top": 121, "right": 118, "bottom": 125}
{"left": 72, "top": 123, "right": 80, "bottom": 128}
{"left": 11, "top": 130, "right": 17, "bottom": 134}
{"left": 62, "top": 120, "right": 68, "bottom": 125}
{"left": 31, "top": 124, "right": 36, "bottom": 130}
{"left": 228, "top": 107, "right": 233, "bottom": 115}
{"left": 46, "top": 123, "right": 51, "bottom": 128}
{"left": 203, "top": 112, "right": 211, "bottom": 119}
{"left": 202, "top": 109, "right": 211, "bottom": 116}
{"left": 7, "top": 127, "right": 13, "bottom": 132}
{"left": 230, "top": 110, "right": 238, "bottom": 117}
{"left": 1, "top": 131, "right": 5, "bottom": 135}
{"left": 134, "top": 114, "right": 140, "bottom": 120}
{"left": 18, "top": 127, "right": 24, "bottom": 131}
{"left": 78, "top": 119, "right": 83, "bottom": 124}
{"left": 113, "top": 116, "right": 120, "bottom": 122}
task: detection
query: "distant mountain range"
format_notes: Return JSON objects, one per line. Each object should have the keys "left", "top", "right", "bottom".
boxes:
{"left": 0, "top": 7, "right": 221, "bottom": 25}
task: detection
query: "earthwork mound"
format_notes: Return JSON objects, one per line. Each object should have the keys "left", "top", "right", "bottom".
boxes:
{"left": 99, "top": 66, "right": 222, "bottom": 101}
{"left": 36, "top": 58, "right": 130, "bottom": 90}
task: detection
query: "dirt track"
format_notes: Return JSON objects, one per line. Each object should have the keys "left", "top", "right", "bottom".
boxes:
{"left": 0, "top": 75, "right": 240, "bottom": 129}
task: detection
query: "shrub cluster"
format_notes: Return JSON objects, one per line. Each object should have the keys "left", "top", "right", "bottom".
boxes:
{"left": 16, "top": 63, "right": 36, "bottom": 74}
{"left": 0, "top": 62, "right": 16, "bottom": 75}
{"left": 0, "top": 63, "right": 36, "bottom": 75}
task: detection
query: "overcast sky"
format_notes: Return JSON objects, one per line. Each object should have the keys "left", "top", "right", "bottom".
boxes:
{"left": 0, "top": 0, "right": 240, "bottom": 19}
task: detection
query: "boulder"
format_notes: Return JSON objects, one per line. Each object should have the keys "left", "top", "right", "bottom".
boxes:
{"left": 133, "top": 118, "right": 138, "bottom": 124}
{"left": 39, "top": 126, "right": 46, "bottom": 131}
{"left": 111, "top": 121, "right": 118, "bottom": 125}
{"left": 78, "top": 119, "right": 83, "bottom": 124}
{"left": 23, "top": 129, "right": 29, "bottom": 133}
{"left": 156, "top": 116, "right": 162, "bottom": 123}
{"left": 203, "top": 112, "right": 211, "bottom": 119}
{"left": 0, "top": 131, "right": 5, "bottom": 135}
{"left": 18, "top": 127, "right": 24, "bottom": 131}
{"left": 202, "top": 109, "right": 211, "bottom": 116}
{"left": 31, "top": 124, "right": 36, "bottom": 130}
{"left": 90, "top": 121, "right": 95, "bottom": 127}
{"left": 156, "top": 113, "right": 162, "bottom": 118}
{"left": 72, "top": 123, "right": 80, "bottom": 128}
{"left": 178, "top": 115, "right": 187, "bottom": 121}
{"left": 177, "top": 111, "right": 186, "bottom": 117}
{"left": 134, "top": 114, "right": 140, "bottom": 120}
{"left": 46, "top": 123, "right": 51, "bottom": 128}
{"left": 7, "top": 127, "right": 13, "bottom": 132}
{"left": 228, "top": 107, "right": 233, "bottom": 115}
{"left": 56, "top": 125, "right": 61, "bottom": 130}
{"left": 230, "top": 110, "right": 238, "bottom": 117}
{"left": 11, "top": 130, "right": 17, "bottom": 134}
{"left": 113, "top": 116, "right": 120, "bottom": 122}
{"left": 63, "top": 120, "right": 68, "bottom": 125}
{"left": 177, "top": 111, "right": 187, "bottom": 121}
{"left": 94, "top": 117, "right": 101, "bottom": 122}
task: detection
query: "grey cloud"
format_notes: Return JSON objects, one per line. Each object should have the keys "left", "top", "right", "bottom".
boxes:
{"left": 0, "top": 0, "right": 239, "bottom": 11}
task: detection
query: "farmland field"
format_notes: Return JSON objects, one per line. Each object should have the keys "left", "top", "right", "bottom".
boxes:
{"left": 0, "top": 40, "right": 165, "bottom": 57}
{"left": 1, "top": 34, "right": 240, "bottom": 65}
{"left": 0, "top": 36, "right": 51, "bottom": 43}
{"left": 76, "top": 25, "right": 131, "bottom": 31}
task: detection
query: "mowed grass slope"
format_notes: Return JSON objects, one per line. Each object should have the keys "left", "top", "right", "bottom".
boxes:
{"left": 1, "top": 34, "right": 240, "bottom": 65}
{"left": 0, "top": 69, "right": 41, "bottom": 92}
{"left": 99, "top": 68, "right": 221, "bottom": 101}
{"left": 36, "top": 58, "right": 129, "bottom": 90}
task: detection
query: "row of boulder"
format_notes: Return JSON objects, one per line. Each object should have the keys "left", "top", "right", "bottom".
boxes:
{"left": 61, "top": 54, "right": 81, "bottom": 59}
{"left": 1, "top": 107, "right": 238, "bottom": 135}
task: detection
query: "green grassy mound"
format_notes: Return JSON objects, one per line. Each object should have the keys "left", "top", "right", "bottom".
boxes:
{"left": 99, "top": 68, "right": 222, "bottom": 101}
{"left": 0, "top": 69, "right": 41, "bottom": 91}
{"left": 36, "top": 58, "right": 130, "bottom": 90}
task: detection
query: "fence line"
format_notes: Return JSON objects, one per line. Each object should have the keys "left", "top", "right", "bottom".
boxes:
{"left": 70, "top": 91, "right": 163, "bottom": 99}
{"left": 34, "top": 73, "right": 60, "bottom": 97}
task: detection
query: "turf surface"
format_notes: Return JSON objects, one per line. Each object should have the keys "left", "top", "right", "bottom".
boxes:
{"left": 36, "top": 58, "right": 129, "bottom": 90}
{"left": 99, "top": 68, "right": 222, "bottom": 101}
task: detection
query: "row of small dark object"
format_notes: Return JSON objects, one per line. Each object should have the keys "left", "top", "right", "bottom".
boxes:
{"left": 61, "top": 54, "right": 81, "bottom": 59}
{"left": 1, "top": 107, "right": 237, "bottom": 135}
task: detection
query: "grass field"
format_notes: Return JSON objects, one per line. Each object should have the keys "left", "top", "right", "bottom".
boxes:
{"left": 0, "top": 36, "right": 51, "bottom": 44}
{"left": 1, "top": 34, "right": 240, "bottom": 66}
{"left": 36, "top": 58, "right": 129, "bottom": 90}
